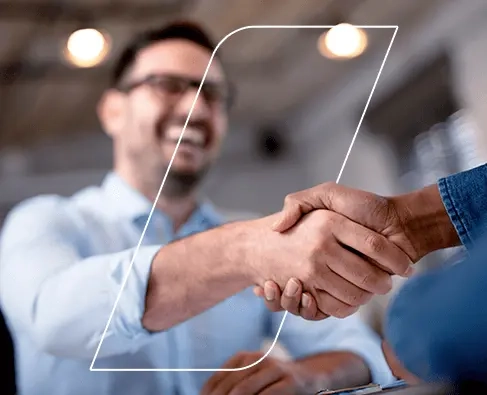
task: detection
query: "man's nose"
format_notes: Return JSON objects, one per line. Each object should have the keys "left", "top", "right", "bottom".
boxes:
{"left": 175, "top": 87, "right": 210, "bottom": 119}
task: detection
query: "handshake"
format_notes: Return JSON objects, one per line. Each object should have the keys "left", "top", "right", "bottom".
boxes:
{"left": 242, "top": 181, "right": 458, "bottom": 320}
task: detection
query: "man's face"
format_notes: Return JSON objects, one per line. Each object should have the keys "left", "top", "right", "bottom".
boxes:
{"left": 104, "top": 39, "right": 229, "bottom": 193}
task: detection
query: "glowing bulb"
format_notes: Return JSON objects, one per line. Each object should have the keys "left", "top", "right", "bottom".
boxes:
{"left": 64, "top": 28, "right": 110, "bottom": 67}
{"left": 318, "top": 23, "right": 368, "bottom": 59}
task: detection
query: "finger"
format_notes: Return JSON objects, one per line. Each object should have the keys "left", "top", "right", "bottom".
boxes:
{"left": 271, "top": 202, "right": 304, "bottom": 233}
{"left": 253, "top": 286, "right": 264, "bottom": 297}
{"left": 281, "top": 278, "right": 303, "bottom": 315}
{"left": 299, "top": 292, "right": 322, "bottom": 321}
{"left": 228, "top": 366, "right": 284, "bottom": 395}
{"left": 209, "top": 371, "right": 247, "bottom": 395}
{"left": 327, "top": 243, "right": 393, "bottom": 295}
{"left": 260, "top": 378, "right": 295, "bottom": 395}
{"left": 334, "top": 218, "right": 412, "bottom": 278}
{"left": 211, "top": 355, "right": 264, "bottom": 395}
{"left": 307, "top": 256, "right": 374, "bottom": 306}
{"left": 272, "top": 184, "right": 338, "bottom": 232}
{"left": 202, "top": 354, "right": 247, "bottom": 394}
{"left": 263, "top": 281, "right": 284, "bottom": 312}
{"left": 313, "top": 289, "right": 359, "bottom": 318}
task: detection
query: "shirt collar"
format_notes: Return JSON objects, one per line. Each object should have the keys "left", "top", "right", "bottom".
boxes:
{"left": 101, "top": 171, "right": 223, "bottom": 227}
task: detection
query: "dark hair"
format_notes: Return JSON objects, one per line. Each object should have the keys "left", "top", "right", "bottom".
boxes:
{"left": 110, "top": 20, "right": 218, "bottom": 88}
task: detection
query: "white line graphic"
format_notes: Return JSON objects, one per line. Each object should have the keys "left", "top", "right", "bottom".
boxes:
{"left": 91, "top": 24, "right": 399, "bottom": 372}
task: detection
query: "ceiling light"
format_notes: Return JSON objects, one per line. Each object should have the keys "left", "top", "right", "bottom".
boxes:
{"left": 318, "top": 23, "right": 368, "bottom": 60}
{"left": 64, "top": 28, "right": 110, "bottom": 68}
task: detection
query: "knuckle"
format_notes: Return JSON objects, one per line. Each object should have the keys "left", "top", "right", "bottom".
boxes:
{"left": 300, "top": 267, "right": 315, "bottom": 285}
{"left": 365, "top": 233, "right": 385, "bottom": 253}
{"left": 284, "top": 193, "right": 298, "bottom": 205}
{"left": 348, "top": 290, "right": 372, "bottom": 307}
{"left": 322, "top": 181, "right": 336, "bottom": 190}
{"left": 318, "top": 209, "right": 336, "bottom": 223}
{"left": 302, "top": 251, "right": 321, "bottom": 273}
{"left": 360, "top": 271, "right": 389, "bottom": 294}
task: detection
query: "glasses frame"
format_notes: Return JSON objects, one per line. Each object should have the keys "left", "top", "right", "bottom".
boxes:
{"left": 116, "top": 72, "right": 236, "bottom": 110}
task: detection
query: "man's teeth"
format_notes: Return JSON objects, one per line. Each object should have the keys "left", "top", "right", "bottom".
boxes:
{"left": 167, "top": 130, "right": 205, "bottom": 145}
{"left": 181, "top": 132, "right": 205, "bottom": 145}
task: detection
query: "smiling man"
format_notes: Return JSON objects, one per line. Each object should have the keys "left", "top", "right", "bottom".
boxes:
{"left": 0, "top": 21, "right": 399, "bottom": 395}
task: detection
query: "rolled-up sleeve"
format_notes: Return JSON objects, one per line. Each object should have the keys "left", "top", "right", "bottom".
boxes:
{"left": 269, "top": 313, "right": 395, "bottom": 385}
{"left": 0, "top": 196, "right": 161, "bottom": 360}
{"left": 438, "top": 163, "right": 487, "bottom": 248}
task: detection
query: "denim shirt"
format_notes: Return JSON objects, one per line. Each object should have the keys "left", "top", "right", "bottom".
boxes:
{"left": 0, "top": 172, "right": 393, "bottom": 395}
{"left": 385, "top": 163, "right": 487, "bottom": 383}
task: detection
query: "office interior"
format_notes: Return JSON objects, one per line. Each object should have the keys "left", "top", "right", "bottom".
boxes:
{"left": 1, "top": 0, "right": 487, "bottom": 393}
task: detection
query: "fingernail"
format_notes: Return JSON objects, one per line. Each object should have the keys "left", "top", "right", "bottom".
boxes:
{"left": 404, "top": 266, "right": 414, "bottom": 277}
{"left": 264, "top": 284, "right": 275, "bottom": 301}
{"left": 301, "top": 294, "right": 310, "bottom": 308}
{"left": 285, "top": 278, "right": 299, "bottom": 297}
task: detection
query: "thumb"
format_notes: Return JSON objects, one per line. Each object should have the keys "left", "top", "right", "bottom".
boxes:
{"left": 271, "top": 203, "right": 303, "bottom": 232}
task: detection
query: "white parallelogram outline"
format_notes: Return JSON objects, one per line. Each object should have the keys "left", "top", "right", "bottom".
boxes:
{"left": 90, "top": 24, "right": 398, "bottom": 372}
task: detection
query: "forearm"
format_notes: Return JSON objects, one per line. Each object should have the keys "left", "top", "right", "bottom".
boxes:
{"left": 392, "top": 164, "right": 487, "bottom": 257}
{"left": 142, "top": 220, "right": 255, "bottom": 331}
{"left": 391, "top": 183, "right": 461, "bottom": 260}
{"left": 294, "top": 351, "right": 372, "bottom": 392}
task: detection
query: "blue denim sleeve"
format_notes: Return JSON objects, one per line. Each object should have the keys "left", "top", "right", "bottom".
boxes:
{"left": 438, "top": 163, "right": 487, "bottom": 248}
{"left": 384, "top": 234, "right": 487, "bottom": 384}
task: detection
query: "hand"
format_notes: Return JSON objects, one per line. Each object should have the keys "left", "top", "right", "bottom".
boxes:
{"left": 201, "top": 351, "right": 312, "bottom": 395}
{"left": 245, "top": 210, "right": 412, "bottom": 319}
{"left": 253, "top": 278, "right": 322, "bottom": 320}
{"left": 254, "top": 182, "right": 460, "bottom": 318}
{"left": 271, "top": 182, "right": 418, "bottom": 263}
{"left": 271, "top": 182, "right": 458, "bottom": 263}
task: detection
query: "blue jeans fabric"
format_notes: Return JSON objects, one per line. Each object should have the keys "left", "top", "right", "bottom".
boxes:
{"left": 385, "top": 163, "right": 487, "bottom": 384}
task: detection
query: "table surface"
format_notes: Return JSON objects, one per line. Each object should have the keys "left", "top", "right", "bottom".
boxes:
{"left": 315, "top": 383, "right": 456, "bottom": 395}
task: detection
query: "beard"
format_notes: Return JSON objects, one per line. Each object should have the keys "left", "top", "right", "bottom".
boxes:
{"left": 161, "top": 163, "right": 211, "bottom": 199}
{"left": 156, "top": 113, "right": 213, "bottom": 199}
{"left": 124, "top": 111, "right": 215, "bottom": 199}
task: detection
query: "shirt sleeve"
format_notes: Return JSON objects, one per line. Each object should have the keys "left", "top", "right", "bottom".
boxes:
{"left": 268, "top": 312, "right": 395, "bottom": 386}
{"left": 0, "top": 196, "right": 161, "bottom": 360}
{"left": 438, "top": 163, "right": 487, "bottom": 248}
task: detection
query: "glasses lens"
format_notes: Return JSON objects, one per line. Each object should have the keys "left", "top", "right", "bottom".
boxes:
{"left": 155, "top": 76, "right": 188, "bottom": 95}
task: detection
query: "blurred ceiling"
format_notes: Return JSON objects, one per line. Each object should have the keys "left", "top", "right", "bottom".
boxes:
{"left": 0, "top": 0, "right": 443, "bottom": 149}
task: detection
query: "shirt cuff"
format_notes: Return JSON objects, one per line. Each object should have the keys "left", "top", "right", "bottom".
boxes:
{"left": 438, "top": 163, "right": 487, "bottom": 248}
{"left": 108, "top": 245, "right": 162, "bottom": 348}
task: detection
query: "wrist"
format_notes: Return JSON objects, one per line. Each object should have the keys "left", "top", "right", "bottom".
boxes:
{"left": 391, "top": 183, "right": 461, "bottom": 260}
{"left": 231, "top": 213, "right": 284, "bottom": 286}
{"left": 223, "top": 219, "right": 263, "bottom": 285}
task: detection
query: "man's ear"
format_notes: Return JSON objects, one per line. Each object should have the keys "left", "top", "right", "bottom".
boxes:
{"left": 97, "top": 89, "right": 127, "bottom": 138}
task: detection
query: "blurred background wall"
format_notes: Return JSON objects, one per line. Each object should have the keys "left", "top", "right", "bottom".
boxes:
{"left": 1, "top": 0, "right": 487, "bottom": 392}
{"left": 1, "top": 0, "right": 486, "bottom": 214}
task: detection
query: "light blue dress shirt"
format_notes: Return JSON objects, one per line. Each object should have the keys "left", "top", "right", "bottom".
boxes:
{"left": 0, "top": 172, "right": 394, "bottom": 395}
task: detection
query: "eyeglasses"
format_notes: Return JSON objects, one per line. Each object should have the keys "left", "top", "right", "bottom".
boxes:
{"left": 117, "top": 73, "right": 235, "bottom": 109}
